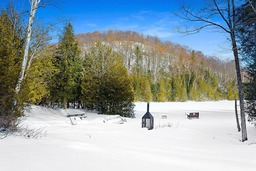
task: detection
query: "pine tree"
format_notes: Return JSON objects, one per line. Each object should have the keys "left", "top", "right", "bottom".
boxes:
{"left": 21, "top": 45, "right": 57, "bottom": 104}
{"left": 208, "top": 75, "right": 218, "bottom": 100}
{"left": 171, "top": 75, "right": 183, "bottom": 101}
{"left": 131, "top": 69, "right": 141, "bottom": 101}
{"left": 227, "top": 80, "right": 238, "bottom": 100}
{"left": 140, "top": 75, "right": 153, "bottom": 102}
{"left": 166, "top": 79, "right": 173, "bottom": 101}
{"left": 135, "top": 46, "right": 143, "bottom": 75}
{"left": 181, "top": 86, "right": 188, "bottom": 102}
{"left": 101, "top": 52, "right": 134, "bottom": 117}
{"left": 81, "top": 46, "right": 102, "bottom": 110}
{"left": 157, "top": 78, "right": 167, "bottom": 102}
{"left": 236, "top": 1, "right": 256, "bottom": 125}
{"left": 81, "top": 43, "right": 134, "bottom": 117}
{"left": 190, "top": 83, "right": 199, "bottom": 101}
{"left": 51, "top": 23, "right": 81, "bottom": 108}
{"left": 196, "top": 77, "right": 205, "bottom": 100}
{"left": 0, "top": 10, "right": 23, "bottom": 128}
{"left": 185, "top": 72, "right": 196, "bottom": 100}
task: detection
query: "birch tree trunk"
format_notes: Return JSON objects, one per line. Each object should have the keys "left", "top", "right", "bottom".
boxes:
{"left": 15, "top": 0, "right": 41, "bottom": 93}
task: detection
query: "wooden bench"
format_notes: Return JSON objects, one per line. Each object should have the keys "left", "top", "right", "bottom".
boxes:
{"left": 67, "top": 113, "right": 87, "bottom": 125}
{"left": 67, "top": 113, "right": 87, "bottom": 118}
{"left": 186, "top": 112, "right": 199, "bottom": 119}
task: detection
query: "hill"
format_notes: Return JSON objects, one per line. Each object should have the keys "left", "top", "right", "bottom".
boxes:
{"left": 76, "top": 30, "right": 237, "bottom": 101}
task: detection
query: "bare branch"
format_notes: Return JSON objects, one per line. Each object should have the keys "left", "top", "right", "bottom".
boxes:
{"left": 248, "top": 0, "right": 256, "bottom": 14}
{"left": 177, "top": 0, "right": 248, "bottom": 141}
{"left": 212, "top": 0, "right": 231, "bottom": 29}
{"left": 177, "top": 2, "right": 230, "bottom": 34}
{"left": 26, "top": 18, "right": 66, "bottom": 73}
{"left": 177, "top": 23, "right": 214, "bottom": 35}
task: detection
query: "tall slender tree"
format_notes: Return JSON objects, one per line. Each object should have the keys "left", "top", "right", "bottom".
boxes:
{"left": 178, "top": 0, "right": 248, "bottom": 141}
{"left": 16, "top": 0, "right": 41, "bottom": 93}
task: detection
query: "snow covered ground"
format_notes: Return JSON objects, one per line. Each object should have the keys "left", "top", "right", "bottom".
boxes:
{"left": 1, "top": 101, "right": 256, "bottom": 171}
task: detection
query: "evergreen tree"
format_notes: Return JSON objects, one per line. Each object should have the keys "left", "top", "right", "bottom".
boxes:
{"left": 101, "top": 52, "right": 134, "bottom": 117}
{"left": 51, "top": 23, "right": 81, "bottom": 108}
{"left": 135, "top": 46, "right": 143, "bottom": 75}
{"left": 157, "top": 78, "right": 167, "bottom": 102}
{"left": 0, "top": 10, "right": 23, "bottom": 128}
{"left": 132, "top": 71, "right": 141, "bottom": 101}
{"left": 180, "top": 86, "right": 188, "bottom": 102}
{"left": 81, "top": 45, "right": 102, "bottom": 110}
{"left": 208, "top": 75, "right": 218, "bottom": 100}
{"left": 171, "top": 75, "right": 183, "bottom": 101}
{"left": 190, "top": 83, "right": 199, "bottom": 101}
{"left": 236, "top": 1, "right": 256, "bottom": 124}
{"left": 140, "top": 75, "right": 153, "bottom": 102}
{"left": 151, "top": 82, "right": 158, "bottom": 101}
{"left": 227, "top": 80, "right": 238, "bottom": 100}
{"left": 21, "top": 45, "right": 57, "bottom": 104}
{"left": 185, "top": 72, "right": 196, "bottom": 100}
{"left": 196, "top": 77, "right": 205, "bottom": 100}
{"left": 81, "top": 43, "right": 134, "bottom": 117}
{"left": 166, "top": 79, "right": 173, "bottom": 101}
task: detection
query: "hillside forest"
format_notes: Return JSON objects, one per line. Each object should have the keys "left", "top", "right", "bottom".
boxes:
{"left": 23, "top": 28, "right": 238, "bottom": 110}
{"left": 0, "top": 7, "right": 238, "bottom": 118}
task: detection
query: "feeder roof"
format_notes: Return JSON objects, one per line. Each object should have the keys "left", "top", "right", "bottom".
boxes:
{"left": 142, "top": 112, "right": 154, "bottom": 119}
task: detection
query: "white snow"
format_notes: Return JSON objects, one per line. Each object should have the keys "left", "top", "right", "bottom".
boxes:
{"left": 1, "top": 101, "right": 256, "bottom": 171}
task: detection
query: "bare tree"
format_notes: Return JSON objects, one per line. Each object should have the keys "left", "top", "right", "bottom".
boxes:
{"left": 16, "top": 0, "right": 41, "bottom": 93}
{"left": 26, "top": 19, "right": 64, "bottom": 73}
{"left": 16, "top": 0, "right": 54, "bottom": 93}
{"left": 177, "top": 0, "right": 248, "bottom": 141}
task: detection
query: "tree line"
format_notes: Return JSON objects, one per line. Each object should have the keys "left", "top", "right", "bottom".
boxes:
{"left": 77, "top": 31, "right": 239, "bottom": 102}
{"left": 0, "top": 0, "right": 255, "bottom": 134}
{"left": 19, "top": 24, "right": 239, "bottom": 118}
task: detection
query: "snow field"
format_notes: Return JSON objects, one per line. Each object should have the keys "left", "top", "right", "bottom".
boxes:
{"left": 0, "top": 101, "right": 256, "bottom": 171}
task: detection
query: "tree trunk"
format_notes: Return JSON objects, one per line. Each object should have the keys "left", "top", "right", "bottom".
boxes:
{"left": 231, "top": 32, "right": 248, "bottom": 141}
{"left": 235, "top": 99, "right": 241, "bottom": 132}
{"left": 177, "top": 0, "right": 248, "bottom": 141}
{"left": 63, "top": 98, "right": 67, "bottom": 109}
{"left": 15, "top": 0, "right": 41, "bottom": 93}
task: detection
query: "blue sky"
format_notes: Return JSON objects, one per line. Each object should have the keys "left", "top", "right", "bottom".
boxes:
{"left": 1, "top": 0, "right": 232, "bottom": 59}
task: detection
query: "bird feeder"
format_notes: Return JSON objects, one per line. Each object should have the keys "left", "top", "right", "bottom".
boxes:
{"left": 142, "top": 102, "right": 154, "bottom": 130}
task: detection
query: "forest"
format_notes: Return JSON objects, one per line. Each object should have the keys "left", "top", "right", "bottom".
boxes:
{"left": 22, "top": 28, "right": 240, "bottom": 112}
{"left": 77, "top": 30, "right": 238, "bottom": 102}
{"left": 0, "top": 0, "right": 255, "bottom": 130}
{"left": 1, "top": 17, "right": 239, "bottom": 118}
